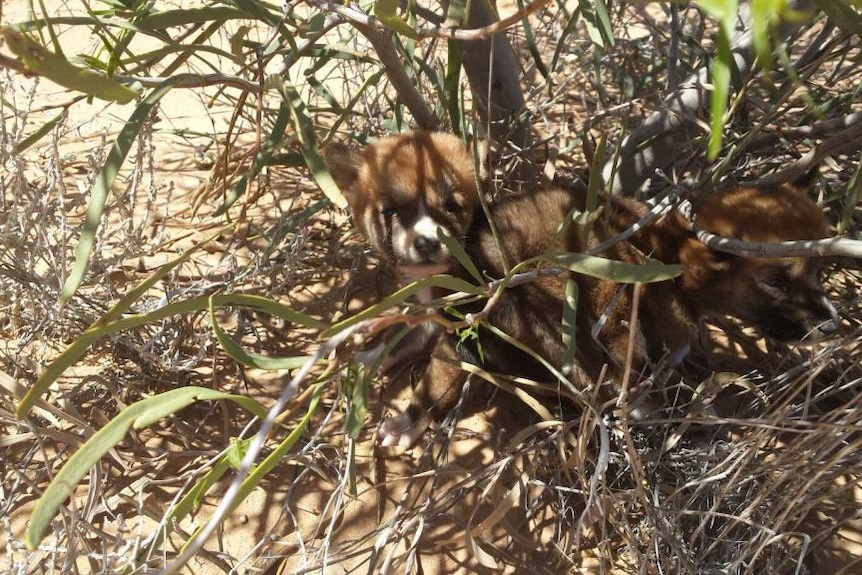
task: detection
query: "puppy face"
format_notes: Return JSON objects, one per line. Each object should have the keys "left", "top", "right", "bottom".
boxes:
{"left": 325, "top": 132, "right": 480, "bottom": 279}
{"left": 683, "top": 182, "right": 838, "bottom": 342}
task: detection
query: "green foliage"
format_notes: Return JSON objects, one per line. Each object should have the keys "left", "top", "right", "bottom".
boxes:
{"left": 544, "top": 252, "right": 682, "bottom": 283}
{"left": 0, "top": 27, "right": 140, "bottom": 103}
{"left": 60, "top": 78, "right": 179, "bottom": 303}
{"left": 25, "top": 386, "right": 268, "bottom": 550}
{"left": 696, "top": 0, "right": 738, "bottom": 159}
{"left": 374, "top": 0, "right": 420, "bottom": 38}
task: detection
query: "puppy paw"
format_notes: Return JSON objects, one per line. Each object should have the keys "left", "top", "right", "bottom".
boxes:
{"left": 378, "top": 412, "right": 428, "bottom": 448}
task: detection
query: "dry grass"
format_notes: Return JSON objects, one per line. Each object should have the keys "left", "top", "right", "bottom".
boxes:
{"left": 1, "top": 2, "right": 862, "bottom": 574}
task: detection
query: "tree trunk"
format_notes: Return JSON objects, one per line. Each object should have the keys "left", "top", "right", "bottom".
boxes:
{"left": 603, "top": 1, "right": 814, "bottom": 196}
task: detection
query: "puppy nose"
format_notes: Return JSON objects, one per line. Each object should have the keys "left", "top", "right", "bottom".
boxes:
{"left": 413, "top": 235, "right": 441, "bottom": 256}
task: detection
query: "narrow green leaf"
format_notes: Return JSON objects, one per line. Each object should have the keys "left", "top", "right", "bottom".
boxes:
{"left": 137, "top": 7, "right": 252, "bottom": 29}
{"left": 18, "top": 259, "right": 322, "bottom": 418}
{"left": 225, "top": 437, "right": 252, "bottom": 470}
{"left": 25, "top": 387, "right": 267, "bottom": 550}
{"left": 0, "top": 27, "right": 140, "bottom": 103}
{"left": 592, "top": 0, "right": 615, "bottom": 47}
{"left": 208, "top": 296, "right": 321, "bottom": 370}
{"left": 445, "top": 39, "right": 465, "bottom": 135}
{"left": 750, "top": 0, "right": 774, "bottom": 70}
{"left": 579, "top": 0, "right": 612, "bottom": 47}
{"left": 545, "top": 252, "right": 682, "bottom": 283}
{"left": 438, "top": 228, "right": 483, "bottom": 284}
{"left": 707, "top": 23, "right": 733, "bottom": 160}
{"left": 278, "top": 83, "right": 348, "bottom": 208}
{"left": 222, "top": 294, "right": 326, "bottom": 329}
{"left": 374, "top": 0, "right": 420, "bottom": 38}
{"left": 344, "top": 366, "right": 369, "bottom": 439}
{"left": 14, "top": 110, "right": 65, "bottom": 153}
{"left": 515, "top": 0, "right": 550, "bottom": 79}
{"left": 322, "top": 275, "right": 483, "bottom": 338}
{"left": 19, "top": 234, "right": 215, "bottom": 418}
{"left": 60, "top": 78, "right": 181, "bottom": 304}
{"left": 175, "top": 384, "right": 324, "bottom": 559}
{"left": 551, "top": 7, "right": 581, "bottom": 72}
{"left": 444, "top": 0, "right": 468, "bottom": 27}
{"left": 324, "top": 69, "right": 386, "bottom": 141}
{"left": 562, "top": 278, "right": 578, "bottom": 372}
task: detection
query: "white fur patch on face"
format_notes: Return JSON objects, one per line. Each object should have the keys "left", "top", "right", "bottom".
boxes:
{"left": 392, "top": 205, "right": 454, "bottom": 274}
{"left": 412, "top": 214, "right": 440, "bottom": 238}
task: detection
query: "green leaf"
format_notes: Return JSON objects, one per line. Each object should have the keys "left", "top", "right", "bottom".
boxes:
{"left": 592, "top": 0, "right": 615, "bottom": 47}
{"left": 545, "top": 252, "right": 683, "bottom": 283}
{"left": 25, "top": 387, "right": 267, "bottom": 550}
{"left": 444, "top": 0, "right": 468, "bottom": 27}
{"left": 226, "top": 437, "right": 253, "bottom": 470}
{"left": 344, "top": 365, "right": 369, "bottom": 439}
{"left": 208, "top": 296, "right": 322, "bottom": 370}
{"left": 445, "top": 39, "right": 465, "bottom": 135}
{"left": 562, "top": 278, "right": 578, "bottom": 372}
{"left": 18, "top": 253, "right": 323, "bottom": 418}
{"left": 322, "top": 275, "right": 483, "bottom": 338}
{"left": 515, "top": 0, "right": 550, "bottom": 79}
{"left": 277, "top": 82, "right": 348, "bottom": 209}
{"left": 438, "top": 228, "right": 483, "bottom": 284}
{"left": 14, "top": 110, "right": 66, "bottom": 153}
{"left": 551, "top": 7, "right": 581, "bottom": 72}
{"left": 579, "top": 0, "right": 613, "bottom": 47}
{"left": 18, "top": 233, "right": 216, "bottom": 418}
{"left": 175, "top": 384, "right": 324, "bottom": 559}
{"left": 696, "top": 0, "right": 739, "bottom": 159}
{"left": 137, "top": 6, "right": 252, "bottom": 29}
{"left": 60, "top": 77, "right": 181, "bottom": 304}
{"left": 0, "top": 27, "right": 140, "bottom": 103}
{"left": 750, "top": 0, "right": 775, "bottom": 70}
{"left": 707, "top": 22, "right": 733, "bottom": 160}
{"left": 373, "top": 0, "right": 420, "bottom": 38}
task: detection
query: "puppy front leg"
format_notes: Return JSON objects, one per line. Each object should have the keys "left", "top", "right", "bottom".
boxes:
{"left": 379, "top": 335, "right": 467, "bottom": 448}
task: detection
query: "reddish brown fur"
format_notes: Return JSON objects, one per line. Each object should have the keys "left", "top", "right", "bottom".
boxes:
{"left": 325, "top": 132, "right": 837, "bottom": 447}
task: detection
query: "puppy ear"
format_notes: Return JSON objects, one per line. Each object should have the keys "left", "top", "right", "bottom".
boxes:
{"left": 785, "top": 164, "right": 820, "bottom": 192}
{"left": 323, "top": 143, "right": 362, "bottom": 200}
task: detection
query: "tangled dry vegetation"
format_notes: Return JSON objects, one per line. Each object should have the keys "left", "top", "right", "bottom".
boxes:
{"left": 1, "top": 1, "right": 862, "bottom": 574}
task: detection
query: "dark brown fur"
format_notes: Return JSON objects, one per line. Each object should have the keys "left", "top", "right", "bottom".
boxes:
{"left": 326, "top": 132, "right": 837, "bottom": 447}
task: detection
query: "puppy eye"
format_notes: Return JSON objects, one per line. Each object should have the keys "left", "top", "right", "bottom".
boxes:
{"left": 444, "top": 199, "right": 462, "bottom": 214}
{"left": 381, "top": 207, "right": 397, "bottom": 218}
{"left": 763, "top": 276, "right": 788, "bottom": 292}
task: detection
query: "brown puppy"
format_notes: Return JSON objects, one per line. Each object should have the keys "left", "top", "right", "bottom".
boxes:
{"left": 325, "top": 132, "right": 837, "bottom": 447}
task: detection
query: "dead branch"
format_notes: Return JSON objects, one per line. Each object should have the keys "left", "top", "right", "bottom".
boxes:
{"left": 603, "top": 1, "right": 814, "bottom": 196}
{"left": 740, "top": 119, "right": 862, "bottom": 186}
{"left": 695, "top": 230, "right": 862, "bottom": 259}
{"left": 351, "top": 22, "right": 439, "bottom": 129}
{"left": 310, "top": 0, "right": 550, "bottom": 42}
{"left": 742, "top": 111, "right": 862, "bottom": 155}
